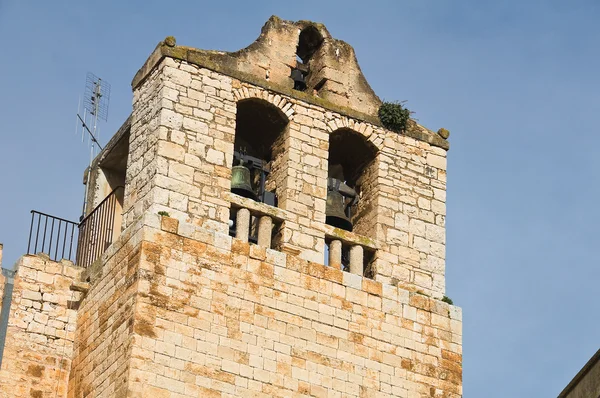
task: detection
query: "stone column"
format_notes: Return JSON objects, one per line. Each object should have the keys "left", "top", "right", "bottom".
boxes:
{"left": 349, "top": 245, "right": 364, "bottom": 275}
{"left": 257, "top": 216, "right": 273, "bottom": 248}
{"left": 235, "top": 208, "right": 250, "bottom": 242}
{"left": 328, "top": 240, "right": 342, "bottom": 269}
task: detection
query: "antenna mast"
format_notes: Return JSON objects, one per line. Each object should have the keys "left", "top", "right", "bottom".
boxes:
{"left": 76, "top": 72, "right": 111, "bottom": 218}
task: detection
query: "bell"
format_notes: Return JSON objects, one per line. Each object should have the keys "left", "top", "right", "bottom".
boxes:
{"left": 231, "top": 164, "right": 256, "bottom": 200}
{"left": 291, "top": 69, "right": 307, "bottom": 91}
{"left": 326, "top": 189, "right": 353, "bottom": 231}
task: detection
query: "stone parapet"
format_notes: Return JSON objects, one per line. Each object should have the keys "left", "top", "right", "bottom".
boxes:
{"left": 0, "top": 255, "right": 83, "bottom": 398}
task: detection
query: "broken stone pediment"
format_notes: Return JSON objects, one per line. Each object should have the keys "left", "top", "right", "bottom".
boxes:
{"left": 133, "top": 16, "right": 382, "bottom": 117}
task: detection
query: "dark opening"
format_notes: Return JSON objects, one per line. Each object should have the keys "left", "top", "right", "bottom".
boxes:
{"left": 231, "top": 98, "right": 288, "bottom": 206}
{"left": 292, "top": 25, "right": 324, "bottom": 92}
{"left": 328, "top": 128, "right": 378, "bottom": 187}
{"left": 297, "top": 25, "right": 324, "bottom": 63}
{"left": 235, "top": 98, "right": 288, "bottom": 161}
{"left": 97, "top": 132, "right": 128, "bottom": 210}
{"left": 314, "top": 78, "right": 327, "bottom": 93}
{"left": 326, "top": 128, "right": 378, "bottom": 232}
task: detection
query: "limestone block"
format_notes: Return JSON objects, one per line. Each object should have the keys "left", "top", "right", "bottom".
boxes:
{"left": 157, "top": 141, "right": 185, "bottom": 162}
{"left": 427, "top": 153, "right": 447, "bottom": 170}
{"left": 159, "top": 108, "right": 184, "bottom": 129}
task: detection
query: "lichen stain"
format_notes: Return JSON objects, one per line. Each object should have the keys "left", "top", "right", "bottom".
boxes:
{"left": 27, "top": 364, "right": 44, "bottom": 377}
{"left": 401, "top": 359, "right": 413, "bottom": 371}
{"left": 258, "top": 262, "right": 274, "bottom": 278}
{"left": 348, "top": 332, "right": 364, "bottom": 344}
{"left": 184, "top": 238, "right": 208, "bottom": 257}
{"left": 133, "top": 318, "right": 157, "bottom": 338}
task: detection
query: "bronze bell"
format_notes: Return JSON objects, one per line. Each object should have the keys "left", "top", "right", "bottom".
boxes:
{"left": 326, "top": 189, "right": 353, "bottom": 232}
{"left": 291, "top": 68, "right": 307, "bottom": 91}
{"left": 231, "top": 163, "right": 256, "bottom": 200}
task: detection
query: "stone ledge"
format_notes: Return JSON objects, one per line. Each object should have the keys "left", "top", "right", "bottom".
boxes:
{"left": 226, "top": 192, "right": 293, "bottom": 223}
{"left": 320, "top": 224, "right": 378, "bottom": 251}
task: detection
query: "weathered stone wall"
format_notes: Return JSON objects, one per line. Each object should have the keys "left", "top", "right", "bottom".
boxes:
{"left": 123, "top": 58, "right": 235, "bottom": 236}
{"left": 128, "top": 57, "right": 447, "bottom": 297}
{"left": 67, "top": 218, "right": 143, "bottom": 398}
{"left": 371, "top": 135, "right": 448, "bottom": 296}
{"left": 122, "top": 63, "right": 164, "bottom": 230}
{"left": 124, "top": 214, "right": 461, "bottom": 397}
{"left": 0, "top": 255, "right": 82, "bottom": 398}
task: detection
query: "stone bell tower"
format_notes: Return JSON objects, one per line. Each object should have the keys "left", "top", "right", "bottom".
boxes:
{"left": 0, "top": 16, "right": 461, "bottom": 398}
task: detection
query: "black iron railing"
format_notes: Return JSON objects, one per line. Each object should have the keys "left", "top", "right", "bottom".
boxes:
{"left": 27, "top": 186, "right": 123, "bottom": 268}
{"left": 27, "top": 211, "right": 79, "bottom": 263}
{"left": 76, "top": 186, "right": 123, "bottom": 269}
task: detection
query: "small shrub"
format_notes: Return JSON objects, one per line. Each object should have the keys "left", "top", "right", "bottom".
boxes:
{"left": 158, "top": 211, "right": 170, "bottom": 217}
{"left": 442, "top": 295, "right": 453, "bottom": 305}
{"left": 378, "top": 101, "right": 411, "bottom": 133}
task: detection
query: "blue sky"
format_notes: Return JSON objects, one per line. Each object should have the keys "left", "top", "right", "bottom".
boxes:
{"left": 0, "top": 1, "right": 598, "bottom": 396}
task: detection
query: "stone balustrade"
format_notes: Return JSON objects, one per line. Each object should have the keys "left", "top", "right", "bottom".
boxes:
{"left": 323, "top": 224, "right": 378, "bottom": 278}
{"left": 227, "top": 192, "right": 378, "bottom": 278}
{"left": 227, "top": 192, "right": 287, "bottom": 250}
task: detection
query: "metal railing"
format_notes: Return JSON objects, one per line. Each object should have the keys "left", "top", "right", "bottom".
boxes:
{"left": 27, "top": 211, "right": 78, "bottom": 262}
{"left": 76, "top": 186, "right": 123, "bottom": 269}
{"left": 27, "top": 186, "right": 123, "bottom": 268}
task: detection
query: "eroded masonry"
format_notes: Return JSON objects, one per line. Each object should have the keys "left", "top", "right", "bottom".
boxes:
{"left": 0, "top": 16, "right": 461, "bottom": 397}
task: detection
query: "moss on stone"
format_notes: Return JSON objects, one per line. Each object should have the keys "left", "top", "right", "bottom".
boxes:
{"left": 164, "top": 36, "right": 176, "bottom": 47}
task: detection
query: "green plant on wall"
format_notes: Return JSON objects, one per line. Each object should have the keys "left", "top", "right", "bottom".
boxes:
{"left": 378, "top": 101, "right": 411, "bottom": 133}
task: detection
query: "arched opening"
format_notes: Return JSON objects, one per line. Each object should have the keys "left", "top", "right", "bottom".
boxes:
{"left": 232, "top": 98, "right": 289, "bottom": 203}
{"left": 297, "top": 26, "right": 324, "bottom": 63}
{"left": 291, "top": 25, "right": 324, "bottom": 92}
{"left": 229, "top": 98, "right": 289, "bottom": 242}
{"left": 326, "top": 128, "right": 378, "bottom": 233}
{"left": 234, "top": 98, "right": 288, "bottom": 162}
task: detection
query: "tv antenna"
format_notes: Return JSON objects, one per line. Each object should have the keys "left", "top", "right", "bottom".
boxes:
{"left": 76, "top": 72, "right": 111, "bottom": 217}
